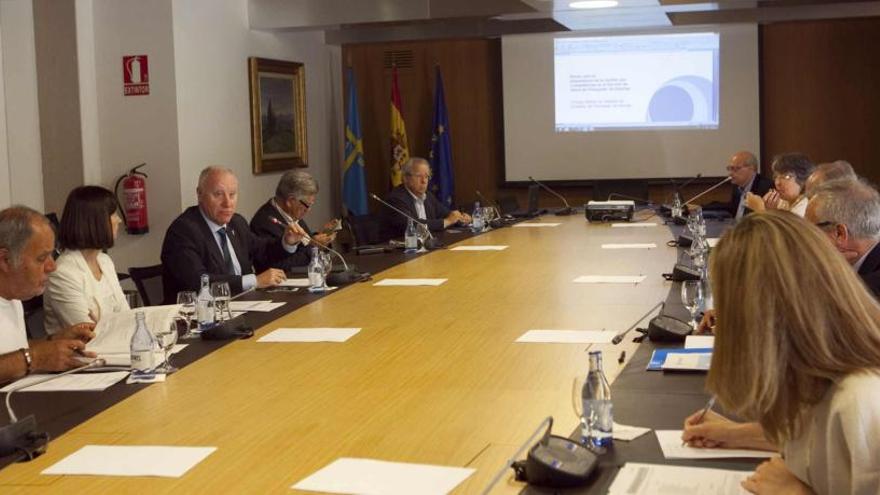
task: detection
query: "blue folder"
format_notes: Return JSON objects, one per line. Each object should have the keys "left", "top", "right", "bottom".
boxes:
{"left": 647, "top": 348, "right": 713, "bottom": 371}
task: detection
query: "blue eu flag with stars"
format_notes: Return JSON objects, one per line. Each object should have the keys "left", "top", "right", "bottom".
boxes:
{"left": 428, "top": 67, "right": 454, "bottom": 208}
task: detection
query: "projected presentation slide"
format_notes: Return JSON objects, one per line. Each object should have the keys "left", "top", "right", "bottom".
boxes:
{"left": 554, "top": 32, "right": 720, "bottom": 132}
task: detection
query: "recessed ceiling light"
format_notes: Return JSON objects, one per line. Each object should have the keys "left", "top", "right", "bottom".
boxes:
{"left": 569, "top": 0, "right": 619, "bottom": 9}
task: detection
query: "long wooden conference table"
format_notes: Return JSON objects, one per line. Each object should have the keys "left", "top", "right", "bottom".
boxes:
{"left": 0, "top": 214, "right": 759, "bottom": 493}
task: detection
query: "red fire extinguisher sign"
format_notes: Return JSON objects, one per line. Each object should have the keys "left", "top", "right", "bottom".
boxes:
{"left": 123, "top": 55, "right": 149, "bottom": 96}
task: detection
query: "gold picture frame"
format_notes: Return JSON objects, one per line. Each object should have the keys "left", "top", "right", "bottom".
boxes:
{"left": 248, "top": 57, "right": 308, "bottom": 174}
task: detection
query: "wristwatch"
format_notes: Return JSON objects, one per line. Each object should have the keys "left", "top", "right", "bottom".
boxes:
{"left": 19, "top": 347, "right": 33, "bottom": 375}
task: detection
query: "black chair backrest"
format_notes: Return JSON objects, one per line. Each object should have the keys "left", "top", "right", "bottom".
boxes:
{"left": 527, "top": 184, "right": 540, "bottom": 213}
{"left": 345, "top": 214, "right": 384, "bottom": 246}
{"left": 498, "top": 196, "right": 520, "bottom": 215}
{"left": 22, "top": 295, "right": 47, "bottom": 340}
{"left": 128, "top": 264, "right": 164, "bottom": 307}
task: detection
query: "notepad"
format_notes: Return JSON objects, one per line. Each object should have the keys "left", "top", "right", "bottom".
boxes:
{"left": 257, "top": 328, "right": 361, "bottom": 343}
{"left": 516, "top": 330, "right": 615, "bottom": 344}
{"left": 655, "top": 430, "right": 775, "bottom": 459}
{"left": 450, "top": 245, "right": 508, "bottom": 251}
{"left": 42, "top": 445, "right": 217, "bottom": 477}
{"left": 601, "top": 243, "right": 657, "bottom": 249}
{"left": 609, "top": 463, "right": 752, "bottom": 495}
{"left": 511, "top": 223, "right": 560, "bottom": 228}
{"left": 611, "top": 223, "right": 658, "bottom": 228}
{"left": 662, "top": 352, "right": 712, "bottom": 371}
{"left": 685, "top": 335, "right": 715, "bottom": 349}
{"left": 292, "top": 457, "right": 475, "bottom": 495}
{"left": 0, "top": 371, "right": 129, "bottom": 392}
{"left": 374, "top": 278, "right": 447, "bottom": 286}
{"left": 647, "top": 348, "right": 712, "bottom": 371}
{"left": 573, "top": 275, "right": 646, "bottom": 284}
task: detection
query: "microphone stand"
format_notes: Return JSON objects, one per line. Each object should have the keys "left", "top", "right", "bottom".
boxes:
{"left": 476, "top": 190, "right": 512, "bottom": 228}
{"left": 369, "top": 193, "right": 442, "bottom": 250}
{"left": 611, "top": 301, "right": 666, "bottom": 344}
{"left": 684, "top": 176, "right": 732, "bottom": 205}
{"left": 1, "top": 358, "right": 107, "bottom": 461}
{"left": 528, "top": 176, "right": 573, "bottom": 216}
{"left": 270, "top": 217, "right": 369, "bottom": 284}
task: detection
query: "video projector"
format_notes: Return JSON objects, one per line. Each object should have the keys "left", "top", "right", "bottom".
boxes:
{"left": 585, "top": 200, "right": 635, "bottom": 222}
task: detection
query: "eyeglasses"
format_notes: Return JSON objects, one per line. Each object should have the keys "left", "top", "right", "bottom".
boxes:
{"left": 814, "top": 221, "right": 836, "bottom": 229}
{"left": 773, "top": 173, "right": 796, "bottom": 182}
{"left": 407, "top": 173, "right": 432, "bottom": 181}
{"left": 726, "top": 165, "right": 747, "bottom": 173}
{"left": 298, "top": 199, "right": 315, "bottom": 209}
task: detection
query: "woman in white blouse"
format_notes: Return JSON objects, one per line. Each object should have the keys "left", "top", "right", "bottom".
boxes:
{"left": 44, "top": 186, "right": 129, "bottom": 334}
{"left": 745, "top": 152, "right": 815, "bottom": 217}
{"left": 683, "top": 211, "right": 880, "bottom": 494}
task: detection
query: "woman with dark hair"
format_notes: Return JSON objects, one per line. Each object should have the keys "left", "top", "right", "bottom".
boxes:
{"left": 43, "top": 186, "right": 129, "bottom": 334}
{"left": 745, "top": 152, "right": 815, "bottom": 217}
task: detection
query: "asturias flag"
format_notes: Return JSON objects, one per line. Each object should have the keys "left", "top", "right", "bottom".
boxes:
{"left": 389, "top": 66, "right": 410, "bottom": 187}
{"left": 428, "top": 67, "right": 454, "bottom": 208}
{"left": 343, "top": 67, "right": 368, "bottom": 216}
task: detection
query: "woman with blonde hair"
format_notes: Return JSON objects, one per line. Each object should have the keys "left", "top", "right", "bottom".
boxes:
{"left": 683, "top": 210, "right": 880, "bottom": 494}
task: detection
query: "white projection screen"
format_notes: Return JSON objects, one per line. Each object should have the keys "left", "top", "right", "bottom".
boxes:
{"left": 502, "top": 24, "right": 759, "bottom": 182}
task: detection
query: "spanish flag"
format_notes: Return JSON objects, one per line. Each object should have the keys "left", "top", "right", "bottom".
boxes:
{"left": 389, "top": 66, "right": 410, "bottom": 187}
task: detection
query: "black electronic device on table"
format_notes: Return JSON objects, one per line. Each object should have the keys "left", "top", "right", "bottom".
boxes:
{"left": 585, "top": 200, "right": 634, "bottom": 222}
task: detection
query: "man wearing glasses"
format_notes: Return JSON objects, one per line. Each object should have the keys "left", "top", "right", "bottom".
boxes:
{"left": 806, "top": 178, "right": 880, "bottom": 296}
{"left": 383, "top": 157, "right": 470, "bottom": 237}
{"left": 725, "top": 150, "right": 773, "bottom": 220}
{"left": 250, "top": 170, "right": 339, "bottom": 273}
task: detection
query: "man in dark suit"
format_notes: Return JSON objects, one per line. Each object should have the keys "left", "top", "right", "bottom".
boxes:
{"left": 806, "top": 178, "right": 880, "bottom": 296}
{"left": 250, "top": 170, "right": 338, "bottom": 274}
{"left": 383, "top": 157, "right": 470, "bottom": 237}
{"left": 160, "top": 166, "right": 308, "bottom": 303}
{"left": 726, "top": 150, "right": 773, "bottom": 220}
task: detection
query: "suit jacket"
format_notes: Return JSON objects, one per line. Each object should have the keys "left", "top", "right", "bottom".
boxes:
{"left": 729, "top": 174, "right": 774, "bottom": 217}
{"left": 160, "top": 206, "right": 289, "bottom": 303}
{"left": 249, "top": 200, "right": 312, "bottom": 274}
{"left": 858, "top": 243, "right": 880, "bottom": 298}
{"left": 383, "top": 185, "right": 450, "bottom": 238}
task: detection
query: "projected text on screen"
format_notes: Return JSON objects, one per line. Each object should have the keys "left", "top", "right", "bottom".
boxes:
{"left": 554, "top": 32, "right": 720, "bottom": 132}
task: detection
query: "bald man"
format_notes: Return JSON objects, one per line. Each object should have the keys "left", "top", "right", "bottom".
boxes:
{"left": 161, "top": 166, "right": 308, "bottom": 303}
{"left": 725, "top": 151, "right": 773, "bottom": 220}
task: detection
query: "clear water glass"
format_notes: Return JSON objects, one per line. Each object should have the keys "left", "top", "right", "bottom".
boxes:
{"left": 319, "top": 251, "right": 333, "bottom": 289}
{"left": 153, "top": 317, "right": 180, "bottom": 374}
{"left": 680, "top": 280, "right": 704, "bottom": 331}
{"left": 176, "top": 291, "right": 198, "bottom": 340}
{"left": 211, "top": 282, "right": 232, "bottom": 321}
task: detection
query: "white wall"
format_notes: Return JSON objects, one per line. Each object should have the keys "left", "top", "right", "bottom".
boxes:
{"left": 0, "top": 0, "right": 44, "bottom": 210}
{"left": 82, "top": 0, "right": 181, "bottom": 271}
{"left": 172, "top": 0, "right": 336, "bottom": 227}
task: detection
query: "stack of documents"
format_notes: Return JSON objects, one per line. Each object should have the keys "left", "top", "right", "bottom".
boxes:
{"left": 228, "top": 300, "right": 286, "bottom": 312}
{"left": 85, "top": 305, "right": 181, "bottom": 361}
{"left": 609, "top": 462, "right": 752, "bottom": 494}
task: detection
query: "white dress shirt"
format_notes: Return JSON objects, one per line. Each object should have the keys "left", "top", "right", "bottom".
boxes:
{"left": 0, "top": 296, "right": 28, "bottom": 354}
{"left": 407, "top": 188, "right": 427, "bottom": 220}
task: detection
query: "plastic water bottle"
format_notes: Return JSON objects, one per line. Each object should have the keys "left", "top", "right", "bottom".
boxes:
{"left": 582, "top": 350, "right": 613, "bottom": 448}
{"left": 196, "top": 273, "right": 214, "bottom": 331}
{"left": 671, "top": 192, "right": 683, "bottom": 218}
{"left": 404, "top": 218, "right": 419, "bottom": 253}
{"left": 307, "top": 246, "right": 324, "bottom": 288}
{"left": 472, "top": 202, "right": 484, "bottom": 232}
{"left": 130, "top": 311, "right": 156, "bottom": 374}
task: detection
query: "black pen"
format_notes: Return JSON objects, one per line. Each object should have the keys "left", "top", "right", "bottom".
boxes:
{"left": 682, "top": 395, "right": 716, "bottom": 446}
{"left": 618, "top": 351, "right": 626, "bottom": 364}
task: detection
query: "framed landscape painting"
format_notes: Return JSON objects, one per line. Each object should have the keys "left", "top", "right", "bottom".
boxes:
{"left": 248, "top": 57, "right": 308, "bottom": 174}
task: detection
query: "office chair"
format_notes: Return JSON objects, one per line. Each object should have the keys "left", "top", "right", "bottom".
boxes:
{"left": 128, "top": 264, "right": 164, "bottom": 307}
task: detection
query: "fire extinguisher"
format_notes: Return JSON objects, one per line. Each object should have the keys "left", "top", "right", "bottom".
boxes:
{"left": 114, "top": 163, "right": 149, "bottom": 235}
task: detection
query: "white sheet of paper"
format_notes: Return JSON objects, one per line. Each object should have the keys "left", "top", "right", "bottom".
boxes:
{"left": 610, "top": 223, "right": 658, "bottom": 228}
{"left": 613, "top": 422, "right": 652, "bottom": 441}
{"left": 86, "top": 305, "right": 181, "bottom": 356}
{"left": 42, "top": 445, "right": 217, "bottom": 478}
{"left": 662, "top": 352, "right": 712, "bottom": 371}
{"left": 685, "top": 335, "right": 715, "bottom": 349}
{"left": 292, "top": 457, "right": 475, "bottom": 495}
{"left": 0, "top": 371, "right": 129, "bottom": 393}
{"left": 708, "top": 237, "right": 720, "bottom": 247}
{"left": 278, "top": 278, "right": 311, "bottom": 287}
{"left": 573, "top": 275, "right": 647, "bottom": 284}
{"left": 228, "top": 301, "right": 285, "bottom": 312}
{"left": 258, "top": 328, "right": 361, "bottom": 343}
{"left": 516, "top": 330, "right": 615, "bottom": 344}
{"left": 511, "top": 223, "right": 560, "bottom": 228}
{"left": 374, "top": 278, "right": 447, "bottom": 287}
{"left": 655, "top": 431, "right": 775, "bottom": 459}
{"left": 450, "top": 245, "right": 509, "bottom": 251}
{"left": 601, "top": 243, "right": 657, "bottom": 249}
{"left": 608, "top": 462, "right": 751, "bottom": 495}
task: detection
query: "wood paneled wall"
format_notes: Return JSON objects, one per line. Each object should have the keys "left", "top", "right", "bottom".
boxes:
{"left": 761, "top": 17, "right": 880, "bottom": 184}
{"left": 343, "top": 16, "right": 880, "bottom": 214}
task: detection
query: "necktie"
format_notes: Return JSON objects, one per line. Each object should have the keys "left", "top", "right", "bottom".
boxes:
{"left": 217, "top": 227, "right": 235, "bottom": 275}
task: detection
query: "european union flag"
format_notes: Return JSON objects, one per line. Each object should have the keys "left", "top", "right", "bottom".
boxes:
{"left": 343, "top": 67, "right": 368, "bottom": 215}
{"left": 428, "top": 67, "right": 454, "bottom": 208}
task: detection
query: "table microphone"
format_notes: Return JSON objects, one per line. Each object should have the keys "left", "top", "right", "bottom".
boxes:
{"left": 269, "top": 217, "right": 369, "bottom": 284}
{"left": 528, "top": 176, "right": 573, "bottom": 216}
{"left": 683, "top": 176, "right": 732, "bottom": 205}
{"left": 1, "top": 358, "right": 107, "bottom": 460}
{"left": 475, "top": 190, "right": 512, "bottom": 227}
{"left": 611, "top": 300, "right": 666, "bottom": 344}
{"left": 369, "top": 193, "right": 442, "bottom": 250}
